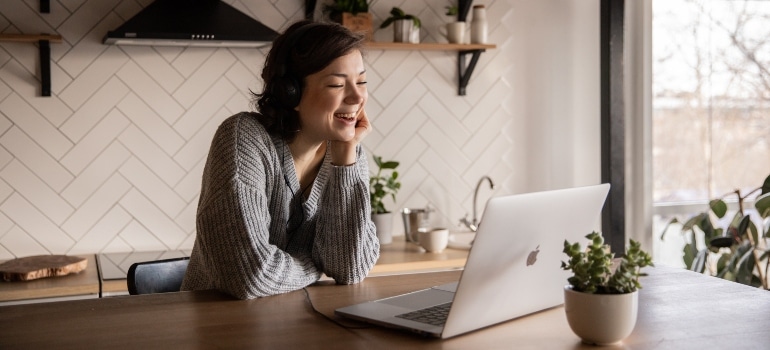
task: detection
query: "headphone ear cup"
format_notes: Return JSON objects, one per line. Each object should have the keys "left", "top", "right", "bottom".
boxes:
{"left": 274, "top": 75, "right": 301, "bottom": 108}
{"left": 284, "top": 75, "right": 301, "bottom": 107}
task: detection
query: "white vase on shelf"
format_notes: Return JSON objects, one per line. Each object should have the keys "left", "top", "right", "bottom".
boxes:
{"left": 470, "top": 5, "right": 488, "bottom": 44}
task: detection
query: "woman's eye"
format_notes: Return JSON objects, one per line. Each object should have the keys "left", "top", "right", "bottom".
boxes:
{"left": 357, "top": 81, "right": 367, "bottom": 85}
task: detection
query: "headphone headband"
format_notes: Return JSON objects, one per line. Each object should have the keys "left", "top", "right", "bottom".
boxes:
{"left": 273, "top": 22, "right": 325, "bottom": 108}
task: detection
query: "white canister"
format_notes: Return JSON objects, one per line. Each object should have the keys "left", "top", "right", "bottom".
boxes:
{"left": 470, "top": 5, "right": 488, "bottom": 44}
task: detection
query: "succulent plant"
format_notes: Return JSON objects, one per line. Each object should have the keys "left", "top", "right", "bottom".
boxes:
{"left": 562, "top": 231, "right": 653, "bottom": 294}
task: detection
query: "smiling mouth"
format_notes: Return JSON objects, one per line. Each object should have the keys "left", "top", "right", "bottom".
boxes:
{"left": 334, "top": 112, "right": 357, "bottom": 121}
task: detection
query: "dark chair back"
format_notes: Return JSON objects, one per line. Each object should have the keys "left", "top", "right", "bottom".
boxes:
{"left": 127, "top": 257, "right": 190, "bottom": 295}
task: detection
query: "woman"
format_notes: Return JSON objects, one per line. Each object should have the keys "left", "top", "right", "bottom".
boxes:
{"left": 181, "top": 20, "right": 380, "bottom": 299}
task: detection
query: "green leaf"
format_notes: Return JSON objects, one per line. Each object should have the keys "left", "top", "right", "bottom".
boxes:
{"left": 380, "top": 7, "right": 420, "bottom": 29}
{"left": 682, "top": 244, "right": 695, "bottom": 269}
{"left": 755, "top": 192, "right": 770, "bottom": 219}
{"left": 390, "top": 7, "right": 405, "bottom": 17}
{"left": 736, "top": 215, "right": 751, "bottom": 238}
{"left": 380, "top": 161, "right": 398, "bottom": 169}
{"left": 681, "top": 213, "right": 706, "bottom": 232}
{"left": 710, "top": 199, "right": 728, "bottom": 218}
{"left": 699, "top": 215, "right": 717, "bottom": 241}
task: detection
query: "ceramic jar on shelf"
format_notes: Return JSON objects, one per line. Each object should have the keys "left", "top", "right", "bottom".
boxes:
{"left": 470, "top": 5, "right": 488, "bottom": 44}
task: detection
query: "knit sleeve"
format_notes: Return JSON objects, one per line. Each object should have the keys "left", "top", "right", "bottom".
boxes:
{"left": 313, "top": 145, "right": 380, "bottom": 284}
{"left": 182, "top": 114, "right": 322, "bottom": 299}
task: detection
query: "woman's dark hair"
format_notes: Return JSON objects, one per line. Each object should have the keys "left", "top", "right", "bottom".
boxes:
{"left": 253, "top": 20, "right": 366, "bottom": 142}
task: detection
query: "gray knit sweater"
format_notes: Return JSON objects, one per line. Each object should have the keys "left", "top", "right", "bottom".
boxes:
{"left": 181, "top": 112, "right": 380, "bottom": 299}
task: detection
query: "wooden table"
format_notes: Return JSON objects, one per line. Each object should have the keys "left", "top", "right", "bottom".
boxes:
{"left": 1, "top": 265, "right": 768, "bottom": 349}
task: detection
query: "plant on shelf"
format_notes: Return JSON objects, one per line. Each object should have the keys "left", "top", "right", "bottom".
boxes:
{"left": 323, "top": 0, "right": 372, "bottom": 40}
{"left": 323, "top": 0, "right": 369, "bottom": 20}
{"left": 445, "top": 3, "right": 458, "bottom": 17}
{"left": 380, "top": 7, "right": 421, "bottom": 43}
{"left": 661, "top": 174, "right": 770, "bottom": 289}
{"left": 380, "top": 7, "right": 422, "bottom": 30}
{"left": 561, "top": 231, "right": 653, "bottom": 345}
{"left": 370, "top": 155, "right": 400, "bottom": 215}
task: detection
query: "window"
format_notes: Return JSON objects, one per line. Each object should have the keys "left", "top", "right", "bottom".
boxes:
{"left": 652, "top": 0, "right": 770, "bottom": 266}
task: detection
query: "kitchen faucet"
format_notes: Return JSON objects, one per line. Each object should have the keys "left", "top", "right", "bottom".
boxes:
{"left": 459, "top": 176, "right": 495, "bottom": 232}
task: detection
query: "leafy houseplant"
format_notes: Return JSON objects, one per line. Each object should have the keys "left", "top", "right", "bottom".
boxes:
{"left": 369, "top": 155, "right": 400, "bottom": 215}
{"left": 323, "top": 0, "right": 369, "bottom": 20}
{"left": 380, "top": 7, "right": 422, "bottom": 30}
{"left": 662, "top": 174, "right": 770, "bottom": 289}
{"left": 561, "top": 232, "right": 653, "bottom": 345}
{"left": 324, "top": 0, "right": 372, "bottom": 40}
{"left": 369, "top": 155, "right": 401, "bottom": 245}
{"left": 445, "top": 4, "right": 458, "bottom": 17}
{"left": 379, "top": 7, "right": 421, "bottom": 43}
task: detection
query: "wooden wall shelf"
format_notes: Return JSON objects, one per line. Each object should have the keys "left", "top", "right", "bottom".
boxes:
{"left": 366, "top": 41, "right": 497, "bottom": 95}
{"left": 0, "top": 33, "right": 62, "bottom": 43}
{"left": 366, "top": 42, "right": 496, "bottom": 51}
{"left": 0, "top": 34, "right": 63, "bottom": 97}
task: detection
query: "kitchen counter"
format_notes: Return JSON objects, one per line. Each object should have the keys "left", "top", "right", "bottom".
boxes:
{"left": 0, "top": 236, "right": 469, "bottom": 303}
{"left": 0, "top": 254, "right": 99, "bottom": 305}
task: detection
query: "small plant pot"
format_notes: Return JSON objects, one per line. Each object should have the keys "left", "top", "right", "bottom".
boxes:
{"left": 372, "top": 212, "right": 393, "bottom": 245}
{"left": 392, "top": 19, "right": 413, "bottom": 43}
{"left": 563, "top": 286, "right": 638, "bottom": 345}
{"left": 342, "top": 12, "right": 373, "bottom": 41}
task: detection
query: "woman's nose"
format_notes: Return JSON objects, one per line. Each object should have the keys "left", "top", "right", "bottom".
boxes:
{"left": 344, "top": 85, "right": 365, "bottom": 105}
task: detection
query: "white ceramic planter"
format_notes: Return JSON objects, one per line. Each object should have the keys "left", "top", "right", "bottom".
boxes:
{"left": 393, "top": 19, "right": 413, "bottom": 43}
{"left": 563, "top": 286, "right": 638, "bottom": 345}
{"left": 371, "top": 212, "right": 393, "bottom": 245}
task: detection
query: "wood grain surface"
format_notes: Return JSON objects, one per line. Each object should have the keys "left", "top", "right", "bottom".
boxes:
{"left": 0, "top": 255, "right": 88, "bottom": 281}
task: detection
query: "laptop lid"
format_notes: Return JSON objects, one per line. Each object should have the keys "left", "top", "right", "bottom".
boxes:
{"left": 336, "top": 183, "right": 610, "bottom": 339}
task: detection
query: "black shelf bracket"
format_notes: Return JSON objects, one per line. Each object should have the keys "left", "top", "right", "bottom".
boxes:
{"left": 458, "top": 49, "right": 484, "bottom": 96}
{"left": 40, "top": 0, "right": 50, "bottom": 13}
{"left": 39, "top": 39, "right": 52, "bottom": 96}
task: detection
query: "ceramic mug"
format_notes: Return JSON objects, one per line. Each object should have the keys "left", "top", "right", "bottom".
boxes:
{"left": 419, "top": 228, "right": 449, "bottom": 253}
{"left": 440, "top": 21, "right": 466, "bottom": 44}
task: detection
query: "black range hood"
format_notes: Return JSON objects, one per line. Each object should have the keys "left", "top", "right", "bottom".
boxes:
{"left": 104, "top": 0, "right": 279, "bottom": 48}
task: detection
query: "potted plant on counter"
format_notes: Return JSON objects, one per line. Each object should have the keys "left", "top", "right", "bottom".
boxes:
{"left": 370, "top": 155, "right": 401, "bottom": 244}
{"left": 379, "top": 7, "right": 421, "bottom": 43}
{"left": 561, "top": 231, "right": 653, "bottom": 345}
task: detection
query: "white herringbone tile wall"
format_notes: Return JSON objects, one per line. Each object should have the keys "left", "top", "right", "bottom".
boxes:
{"left": 0, "top": 0, "right": 601, "bottom": 258}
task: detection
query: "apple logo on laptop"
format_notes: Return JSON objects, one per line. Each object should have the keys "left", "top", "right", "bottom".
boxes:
{"left": 526, "top": 245, "right": 540, "bottom": 266}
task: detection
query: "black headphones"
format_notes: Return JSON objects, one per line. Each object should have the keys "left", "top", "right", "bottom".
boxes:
{"left": 272, "top": 22, "right": 325, "bottom": 108}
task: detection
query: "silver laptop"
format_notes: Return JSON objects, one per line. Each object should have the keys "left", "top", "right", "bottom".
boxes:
{"left": 335, "top": 183, "right": 610, "bottom": 338}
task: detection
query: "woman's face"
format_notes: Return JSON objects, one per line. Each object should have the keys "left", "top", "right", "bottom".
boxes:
{"left": 295, "top": 49, "right": 367, "bottom": 143}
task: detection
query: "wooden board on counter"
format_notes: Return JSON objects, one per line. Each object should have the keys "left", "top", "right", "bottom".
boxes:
{"left": 0, "top": 255, "right": 87, "bottom": 281}
{"left": 0, "top": 255, "right": 99, "bottom": 302}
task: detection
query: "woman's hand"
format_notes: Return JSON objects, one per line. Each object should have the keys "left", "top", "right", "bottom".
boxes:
{"left": 330, "top": 108, "right": 370, "bottom": 166}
